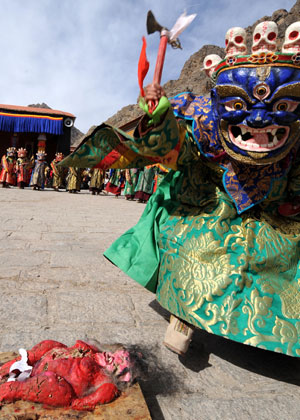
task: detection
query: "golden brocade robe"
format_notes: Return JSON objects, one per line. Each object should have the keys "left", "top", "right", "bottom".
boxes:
{"left": 61, "top": 105, "right": 300, "bottom": 357}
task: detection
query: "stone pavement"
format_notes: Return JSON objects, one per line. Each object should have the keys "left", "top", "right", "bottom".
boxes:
{"left": 0, "top": 187, "right": 299, "bottom": 420}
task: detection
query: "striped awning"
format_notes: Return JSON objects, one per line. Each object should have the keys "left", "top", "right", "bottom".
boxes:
{"left": 0, "top": 111, "right": 64, "bottom": 134}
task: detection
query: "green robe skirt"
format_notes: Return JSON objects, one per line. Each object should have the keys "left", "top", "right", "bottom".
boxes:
{"left": 105, "top": 168, "right": 300, "bottom": 357}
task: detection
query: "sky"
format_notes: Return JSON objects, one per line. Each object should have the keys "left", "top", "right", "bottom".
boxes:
{"left": 0, "top": 0, "right": 296, "bottom": 134}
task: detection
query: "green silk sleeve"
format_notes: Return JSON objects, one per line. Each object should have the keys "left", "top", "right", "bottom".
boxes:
{"left": 104, "top": 170, "right": 183, "bottom": 292}
{"left": 59, "top": 108, "right": 183, "bottom": 170}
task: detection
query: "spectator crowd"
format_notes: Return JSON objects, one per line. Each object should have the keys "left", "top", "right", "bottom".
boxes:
{"left": 0, "top": 147, "right": 169, "bottom": 203}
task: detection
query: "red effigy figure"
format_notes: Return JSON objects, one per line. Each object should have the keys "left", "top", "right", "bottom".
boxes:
{"left": 0, "top": 340, "right": 133, "bottom": 411}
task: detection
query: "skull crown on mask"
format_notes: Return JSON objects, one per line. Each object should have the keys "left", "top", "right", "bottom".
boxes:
{"left": 202, "top": 21, "right": 300, "bottom": 165}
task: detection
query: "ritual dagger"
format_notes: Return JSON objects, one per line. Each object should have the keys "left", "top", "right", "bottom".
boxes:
{"left": 142, "top": 10, "right": 197, "bottom": 112}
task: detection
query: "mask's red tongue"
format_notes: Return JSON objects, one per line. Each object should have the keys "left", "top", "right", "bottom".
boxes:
{"left": 246, "top": 132, "right": 269, "bottom": 145}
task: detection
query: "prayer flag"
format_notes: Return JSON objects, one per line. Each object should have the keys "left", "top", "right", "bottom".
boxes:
{"left": 138, "top": 36, "right": 150, "bottom": 97}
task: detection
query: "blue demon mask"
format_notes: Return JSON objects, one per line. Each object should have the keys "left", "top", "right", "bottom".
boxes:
{"left": 211, "top": 65, "right": 300, "bottom": 165}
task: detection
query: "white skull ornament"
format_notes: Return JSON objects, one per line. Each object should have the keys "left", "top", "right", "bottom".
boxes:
{"left": 225, "top": 27, "right": 247, "bottom": 58}
{"left": 252, "top": 21, "right": 278, "bottom": 54}
{"left": 203, "top": 54, "right": 222, "bottom": 77}
{"left": 282, "top": 22, "right": 300, "bottom": 53}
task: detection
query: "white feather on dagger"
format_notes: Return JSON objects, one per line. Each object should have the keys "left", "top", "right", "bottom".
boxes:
{"left": 168, "top": 11, "right": 197, "bottom": 43}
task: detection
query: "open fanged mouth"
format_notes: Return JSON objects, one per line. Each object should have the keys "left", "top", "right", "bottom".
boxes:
{"left": 228, "top": 124, "right": 290, "bottom": 152}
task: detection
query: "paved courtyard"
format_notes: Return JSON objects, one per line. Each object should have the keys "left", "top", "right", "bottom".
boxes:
{"left": 0, "top": 187, "right": 299, "bottom": 419}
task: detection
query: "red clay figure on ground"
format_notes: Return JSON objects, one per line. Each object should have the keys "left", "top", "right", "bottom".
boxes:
{"left": 0, "top": 340, "right": 126, "bottom": 411}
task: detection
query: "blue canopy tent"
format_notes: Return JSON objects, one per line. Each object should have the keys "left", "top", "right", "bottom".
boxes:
{"left": 0, "top": 111, "right": 64, "bottom": 135}
{"left": 0, "top": 104, "right": 75, "bottom": 161}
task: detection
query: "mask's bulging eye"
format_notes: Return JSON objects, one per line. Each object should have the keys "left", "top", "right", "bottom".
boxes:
{"left": 224, "top": 99, "right": 246, "bottom": 111}
{"left": 273, "top": 99, "right": 300, "bottom": 112}
{"left": 234, "top": 102, "right": 243, "bottom": 110}
{"left": 253, "top": 83, "right": 270, "bottom": 100}
{"left": 277, "top": 102, "right": 288, "bottom": 111}
{"left": 257, "top": 87, "right": 267, "bottom": 96}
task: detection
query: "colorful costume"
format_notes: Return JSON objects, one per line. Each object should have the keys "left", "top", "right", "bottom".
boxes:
{"left": 124, "top": 168, "right": 139, "bottom": 200}
{"left": 81, "top": 169, "right": 91, "bottom": 190}
{"left": 62, "top": 21, "right": 300, "bottom": 357}
{"left": 50, "top": 153, "right": 66, "bottom": 191}
{"left": 66, "top": 167, "right": 82, "bottom": 193}
{"left": 89, "top": 168, "right": 105, "bottom": 195}
{"left": 16, "top": 148, "right": 30, "bottom": 188}
{"left": 105, "top": 169, "right": 124, "bottom": 197}
{"left": 0, "top": 147, "right": 16, "bottom": 187}
{"left": 134, "top": 165, "right": 156, "bottom": 203}
{"left": 30, "top": 152, "right": 49, "bottom": 190}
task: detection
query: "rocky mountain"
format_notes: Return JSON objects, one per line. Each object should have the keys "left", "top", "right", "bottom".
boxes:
{"left": 28, "top": 102, "right": 51, "bottom": 109}
{"left": 70, "top": 126, "right": 84, "bottom": 146}
{"left": 105, "top": 0, "right": 300, "bottom": 128}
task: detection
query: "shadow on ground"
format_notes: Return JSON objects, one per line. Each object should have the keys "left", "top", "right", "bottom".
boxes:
{"left": 129, "top": 328, "right": 209, "bottom": 420}
{"left": 149, "top": 299, "right": 300, "bottom": 386}
{"left": 193, "top": 328, "right": 300, "bottom": 386}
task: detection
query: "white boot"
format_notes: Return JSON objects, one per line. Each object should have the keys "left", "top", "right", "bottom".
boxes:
{"left": 163, "top": 315, "right": 195, "bottom": 356}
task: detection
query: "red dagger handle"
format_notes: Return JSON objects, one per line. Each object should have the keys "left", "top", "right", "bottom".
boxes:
{"left": 153, "top": 34, "right": 168, "bottom": 84}
{"left": 148, "top": 33, "right": 168, "bottom": 113}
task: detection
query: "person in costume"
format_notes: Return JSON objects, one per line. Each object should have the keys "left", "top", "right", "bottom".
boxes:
{"left": 61, "top": 20, "right": 300, "bottom": 358}
{"left": 134, "top": 165, "right": 156, "bottom": 203}
{"left": 30, "top": 152, "right": 49, "bottom": 191}
{"left": 105, "top": 168, "right": 125, "bottom": 197}
{"left": 89, "top": 167, "right": 105, "bottom": 195}
{"left": 16, "top": 148, "right": 30, "bottom": 188}
{"left": 66, "top": 166, "right": 82, "bottom": 193}
{"left": 0, "top": 147, "right": 17, "bottom": 188}
{"left": 81, "top": 168, "right": 91, "bottom": 190}
{"left": 124, "top": 168, "right": 139, "bottom": 200}
{"left": 28, "top": 153, "right": 35, "bottom": 181}
{"left": 50, "top": 153, "right": 66, "bottom": 191}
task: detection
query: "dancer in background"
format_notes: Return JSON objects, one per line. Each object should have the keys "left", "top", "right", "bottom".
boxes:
{"left": 66, "top": 167, "right": 82, "bottom": 193}
{"left": 89, "top": 168, "right": 105, "bottom": 195}
{"left": 124, "top": 168, "right": 139, "bottom": 200}
{"left": 0, "top": 147, "right": 17, "bottom": 188}
{"left": 16, "top": 148, "right": 30, "bottom": 189}
{"left": 30, "top": 152, "right": 49, "bottom": 191}
{"left": 50, "top": 153, "right": 66, "bottom": 191}
{"left": 105, "top": 169, "right": 124, "bottom": 198}
{"left": 134, "top": 165, "right": 156, "bottom": 203}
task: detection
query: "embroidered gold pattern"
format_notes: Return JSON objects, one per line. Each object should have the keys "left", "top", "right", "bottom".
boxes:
{"left": 157, "top": 195, "right": 300, "bottom": 355}
{"left": 248, "top": 52, "right": 278, "bottom": 64}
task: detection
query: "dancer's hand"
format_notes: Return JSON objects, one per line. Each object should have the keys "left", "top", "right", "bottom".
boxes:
{"left": 144, "top": 83, "right": 166, "bottom": 103}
